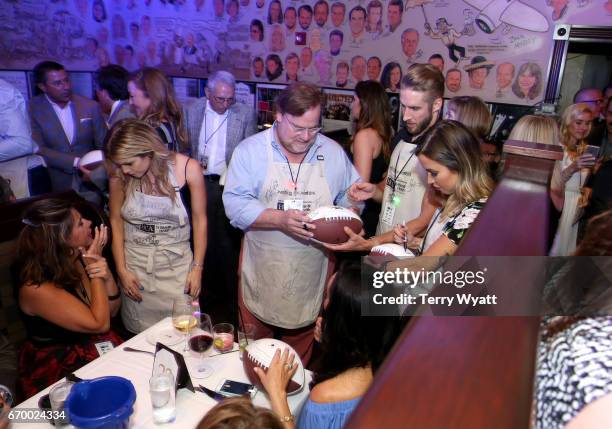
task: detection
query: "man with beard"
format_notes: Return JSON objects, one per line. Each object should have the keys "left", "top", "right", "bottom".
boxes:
{"left": 325, "top": 64, "right": 444, "bottom": 252}
{"left": 314, "top": 0, "right": 329, "bottom": 28}
{"left": 223, "top": 82, "right": 362, "bottom": 362}
{"left": 298, "top": 4, "right": 313, "bottom": 30}
{"left": 445, "top": 68, "right": 462, "bottom": 93}
{"left": 29, "top": 61, "right": 107, "bottom": 204}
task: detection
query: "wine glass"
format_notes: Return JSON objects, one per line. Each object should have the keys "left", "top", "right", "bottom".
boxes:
{"left": 172, "top": 296, "right": 198, "bottom": 352}
{"left": 188, "top": 312, "right": 214, "bottom": 379}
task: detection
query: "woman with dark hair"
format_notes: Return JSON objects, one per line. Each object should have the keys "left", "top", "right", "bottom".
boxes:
{"left": 256, "top": 260, "right": 402, "bottom": 429}
{"left": 92, "top": 0, "right": 107, "bottom": 23}
{"left": 127, "top": 67, "right": 188, "bottom": 153}
{"left": 250, "top": 19, "right": 264, "bottom": 42}
{"left": 349, "top": 80, "right": 393, "bottom": 237}
{"left": 267, "top": 0, "right": 283, "bottom": 24}
{"left": 107, "top": 120, "right": 206, "bottom": 334}
{"left": 550, "top": 103, "right": 597, "bottom": 256}
{"left": 265, "top": 54, "right": 283, "bottom": 82}
{"left": 511, "top": 62, "right": 542, "bottom": 101}
{"left": 13, "top": 199, "right": 122, "bottom": 397}
{"left": 380, "top": 62, "right": 402, "bottom": 92}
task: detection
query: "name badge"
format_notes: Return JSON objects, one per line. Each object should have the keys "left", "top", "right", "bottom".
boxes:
{"left": 95, "top": 341, "right": 115, "bottom": 356}
{"left": 281, "top": 199, "right": 304, "bottom": 211}
{"left": 381, "top": 201, "right": 396, "bottom": 226}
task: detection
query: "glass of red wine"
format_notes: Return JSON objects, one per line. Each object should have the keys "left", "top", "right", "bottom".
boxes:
{"left": 188, "top": 312, "right": 214, "bottom": 379}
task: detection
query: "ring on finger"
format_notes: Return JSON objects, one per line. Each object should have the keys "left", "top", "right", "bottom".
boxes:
{"left": 302, "top": 222, "right": 308, "bottom": 230}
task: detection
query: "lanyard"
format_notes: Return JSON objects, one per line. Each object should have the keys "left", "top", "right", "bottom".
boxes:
{"left": 283, "top": 153, "right": 307, "bottom": 194}
{"left": 202, "top": 110, "right": 229, "bottom": 156}
{"left": 418, "top": 208, "right": 442, "bottom": 255}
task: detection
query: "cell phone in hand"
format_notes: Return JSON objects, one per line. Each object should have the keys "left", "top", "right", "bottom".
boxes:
{"left": 216, "top": 379, "right": 258, "bottom": 398}
{"left": 585, "top": 145, "right": 600, "bottom": 158}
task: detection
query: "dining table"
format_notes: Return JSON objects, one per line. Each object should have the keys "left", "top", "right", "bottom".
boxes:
{"left": 13, "top": 317, "right": 312, "bottom": 428}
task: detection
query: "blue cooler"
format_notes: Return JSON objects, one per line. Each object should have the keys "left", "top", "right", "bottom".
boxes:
{"left": 65, "top": 376, "right": 136, "bottom": 429}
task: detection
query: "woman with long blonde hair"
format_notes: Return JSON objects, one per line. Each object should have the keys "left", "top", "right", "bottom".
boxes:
{"left": 127, "top": 67, "right": 188, "bottom": 153}
{"left": 550, "top": 103, "right": 597, "bottom": 256}
{"left": 107, "top": 119, "right": 207, "bottom": 333}
{"left": 349, "top": 80, "right": 393, "bottom": 237}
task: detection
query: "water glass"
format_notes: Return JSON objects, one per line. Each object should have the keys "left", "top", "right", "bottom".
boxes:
{"left": 49, "top": 381, "right": 73, "bottom": 426}
{"left": 149, "top": 372, "right": 176, "bottom": 424}
{"left": 238, "top": 324, "right": 256, "bottom": 359}
{"left": 213, "top": 323, "right": 234, "bottom": 353}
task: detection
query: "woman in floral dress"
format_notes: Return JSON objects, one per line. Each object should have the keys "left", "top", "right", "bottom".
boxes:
{"left": 390, "top": 120, "right": 493, "bottom": 257}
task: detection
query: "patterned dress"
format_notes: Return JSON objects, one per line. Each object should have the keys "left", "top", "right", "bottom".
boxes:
{"left": 536, "top": 317, "right": 612, "bottom": 428}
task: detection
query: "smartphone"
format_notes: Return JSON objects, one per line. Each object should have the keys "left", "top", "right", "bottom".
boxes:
{"left": 585, "top": 145, "right": 600, "bottom": 158}
{"left": 217, "top": 379, "right": 257, "bottom": 398}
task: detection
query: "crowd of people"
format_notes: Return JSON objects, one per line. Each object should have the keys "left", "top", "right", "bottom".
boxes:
{"left": 0, "top": 58, "right": 610, "bottom": 428}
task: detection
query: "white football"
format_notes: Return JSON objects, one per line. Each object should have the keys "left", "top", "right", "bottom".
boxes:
{"left": 242, "top": 339, "right": 305, "bottom": 395}
{"left": 80, "top": 150, "right": 105, "bottom": 169}
{"left": 370, "top": 243, "right": 414, "bottom": 258}
{"left": 368, "top": 244, "right": 414, "bottom": 266}
{"left": 308, "top": 205, "right": 363, "bottom": 244}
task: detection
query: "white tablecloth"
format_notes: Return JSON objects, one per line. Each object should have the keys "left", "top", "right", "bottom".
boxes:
{"left": 14, "top": 317, "right": 312, "bottom": 428}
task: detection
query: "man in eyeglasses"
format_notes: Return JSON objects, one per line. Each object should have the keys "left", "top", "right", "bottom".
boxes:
{"left": 223, "top": 82, "right": 362, "bottom": 363}
{"left": 574, "top": 87, "right": 605, "bottom": 148}
{"left": 184, "top": 70, "right": 257, "bottom": 328}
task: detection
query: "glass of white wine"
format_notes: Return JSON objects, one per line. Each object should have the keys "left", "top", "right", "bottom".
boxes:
{"left": 172, "top": 296, "right": 198, "bottom": 352}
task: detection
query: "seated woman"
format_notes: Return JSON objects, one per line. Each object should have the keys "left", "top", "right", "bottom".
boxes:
{"left": 349, "top": 80, "right": 393, "bottom": 237}
{"left": 13, "top": 198, "right": 122, "bottom": 398}
{"left": 127, "top": 67, "right": 188, "bottom": 153}
{"left": 255, "top": 260, "right": 402, "bottom": 429}
{"left": 107, "top": 119, "right": 206, "bottom": 334}
{"left": 327, "top": 121, "right": 493, "bottom": 260}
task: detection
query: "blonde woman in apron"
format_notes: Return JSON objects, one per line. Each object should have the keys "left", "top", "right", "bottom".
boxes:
{"left": 107, "top": 119, "right": 207, "bottom": 333}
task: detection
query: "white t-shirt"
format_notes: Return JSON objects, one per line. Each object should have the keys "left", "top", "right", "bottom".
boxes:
{"left": 376, "top": 140, "right": 428, "bottom": 235}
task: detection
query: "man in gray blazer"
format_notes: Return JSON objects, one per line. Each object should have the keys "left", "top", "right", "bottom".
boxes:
{"left": 29, "top": 61, "right": 107, "bottom": 204}
{"left": 184, "top": 70, "right": 257, "bottom": 327}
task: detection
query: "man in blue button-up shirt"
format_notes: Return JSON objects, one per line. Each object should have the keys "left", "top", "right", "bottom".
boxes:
{"left": 223, "top": 82, "right": 361, "bottom": 362}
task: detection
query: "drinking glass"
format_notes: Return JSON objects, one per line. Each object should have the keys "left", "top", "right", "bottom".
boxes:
{"left": 49, "top": 381, "right": 74, "bottom": 426}
{"left": 213, "top": 323, "right": 234, "bottom": 353}
{"left": 149, "top": 371, "right": 176, "bottom": 423}
{"left": 172, "top": 296, "right": 198, "bottom": 351}
{"left": 188, "top": 312, "right": 214, "bottom": 379}
{"left": 238, "top": 323, "right": 256, "bottom": 360}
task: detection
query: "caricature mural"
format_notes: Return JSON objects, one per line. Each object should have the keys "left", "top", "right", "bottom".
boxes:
{"left": 0, "top": 0, "right": 609, "bottom": 106}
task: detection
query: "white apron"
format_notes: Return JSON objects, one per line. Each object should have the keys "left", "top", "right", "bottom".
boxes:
{"left": 550, "top": 154, "right": 588, "bottom": 256}
{"left": 0, "top": 157, "right": 29, "bottom": 199}
{"left": 376, "top": 141, "right": 428, "bottom": 235}
{"left": 241, "top": 140, "right": 333, "bottom": 329}
{"left": 120, "top": 165, "right": 192, "bottom": 333}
